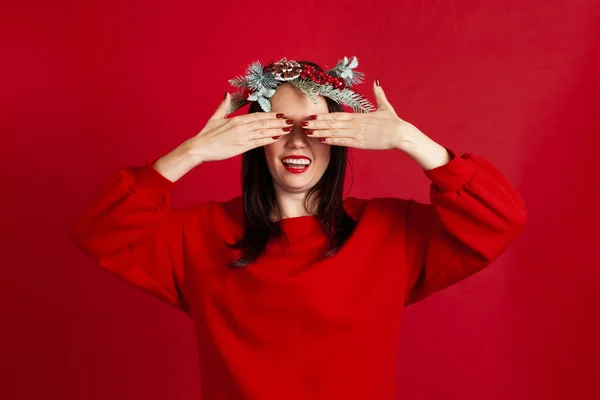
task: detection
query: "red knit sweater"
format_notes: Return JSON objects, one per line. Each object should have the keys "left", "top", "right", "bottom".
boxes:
{"left": 68, "top": 148, "right": 527, "bottom": 399}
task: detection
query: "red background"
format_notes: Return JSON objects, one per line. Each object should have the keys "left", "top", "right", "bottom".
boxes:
{"left": 2, "top": 0, "right": 599, "bottom": 399}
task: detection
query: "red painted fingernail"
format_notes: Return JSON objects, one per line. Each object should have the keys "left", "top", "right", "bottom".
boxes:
{"left": 301, "top": 122, "right": 309, "bottom": 127}
{"left": 282, "top": 127, "right": 292, "bottom": 132}
{"left": 309, "top": 115, "right": 318, "bottom": 120}
{"left": 375, "top": 79, "right": 380, "bottom": 87}
{"left": 276, "top": 113, "right": 284, "bottom": 118}
{"left": 273, "top": 136, "right": 280, "bottom": 140}
{"left": 224, "top": 91, "right": 228, "bottom": 99}
{"left": 304, "top": 130, "right": 314, "bottom": 135}
{"left": 319, "top": 138, "right": 326, "bottom": 142}
{"left": 285, "top": 119, "right": 294, "bottom": 125}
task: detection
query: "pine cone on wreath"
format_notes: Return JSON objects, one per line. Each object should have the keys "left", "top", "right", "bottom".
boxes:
{"left": 267, "top": 58, "right": 303, "bottom": 81}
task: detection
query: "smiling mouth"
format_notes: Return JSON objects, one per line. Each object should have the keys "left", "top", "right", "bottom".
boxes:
{"left": 281, "top": 158, "right": 311, "bottom": 173}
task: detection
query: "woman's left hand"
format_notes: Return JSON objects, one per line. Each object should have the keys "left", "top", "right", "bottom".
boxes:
{"left": 301, "top": 80, "right": 419, "bottom": 151}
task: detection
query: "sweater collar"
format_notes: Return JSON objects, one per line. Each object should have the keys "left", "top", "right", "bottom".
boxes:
{"left": 277, "top": 215, "right": 324, "bottom": 242}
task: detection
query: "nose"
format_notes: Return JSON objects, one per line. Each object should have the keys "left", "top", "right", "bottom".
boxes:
{"left": 284, "top": 122, "right": 308, "bottom": 147}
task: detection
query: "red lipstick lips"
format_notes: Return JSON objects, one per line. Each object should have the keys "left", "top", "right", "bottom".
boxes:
{"left": 281, "top": 155, "right": 311, "bottom": 174}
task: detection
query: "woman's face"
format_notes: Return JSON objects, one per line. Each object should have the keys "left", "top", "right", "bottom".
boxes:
{"left": 264, "top": 83, "right": 331, "bottom": 195}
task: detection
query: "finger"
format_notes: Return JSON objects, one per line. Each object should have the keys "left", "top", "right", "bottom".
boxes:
{"left": 208, "top": 92, "right": 231, "bottom": 121}
{"left": 247, "top": 132, "right": 292, "bottom": 149}
{"left": 247, "top": 127, "right": 292, "bottom": 141}
{"left": 301, "top": 119, "right": 354, "bottom": 130}
{"left": 304, "top": 128, "right": 354, "bottom": 138}
{"left": 317, "top": 137, "right": 362, "bottom": 147}
{"left": 244, "top": 117, "right": 292, "bottom": 132}
{"left": 232, "top": 112, "right": 286, "bottom": 125}
{"left": 305, "top": 112, "right": 355, "bottom": 121}
{"left": 373, "top": 81, "right": 394, "bottom": 113}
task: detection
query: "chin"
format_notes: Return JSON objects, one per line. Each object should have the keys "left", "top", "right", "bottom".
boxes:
{"left": 278, "top": 178, "right": 315, "bottom": 193}
{"left": 275, "top": 170, "right": 320, "bottom": 193}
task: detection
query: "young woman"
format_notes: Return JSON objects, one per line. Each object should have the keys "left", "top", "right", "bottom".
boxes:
{"left": 69, "top": 58, "right": 527, "bottom": 399}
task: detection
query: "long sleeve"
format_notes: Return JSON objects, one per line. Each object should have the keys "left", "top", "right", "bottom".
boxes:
{"left": 404, "top": 148, "right": 527, "bottom": 305}
{"left": 68, "top": 159, "right": 189, "bottom": 313}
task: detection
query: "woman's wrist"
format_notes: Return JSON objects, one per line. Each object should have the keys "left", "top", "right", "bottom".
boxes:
{"left": 152, "top": 140, "right": 202, "bottom": 182}
{"left": 395, "top": 127, "right": 451, "bottom": 171}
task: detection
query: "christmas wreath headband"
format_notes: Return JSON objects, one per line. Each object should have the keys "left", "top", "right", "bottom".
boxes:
{"left": 226, "top": 56, "right": 376, "bottom": 115}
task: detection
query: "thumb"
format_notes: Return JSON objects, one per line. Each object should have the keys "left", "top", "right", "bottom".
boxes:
{"left": 373, "top": 80, "right": 393, "bottom": 113}
{"left": 209, "top": 91, "right": 231, "bottom": 120}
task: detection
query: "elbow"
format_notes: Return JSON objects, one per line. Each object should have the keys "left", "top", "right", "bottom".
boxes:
{"left": 480, "top": 209, "right": 528, "bottom": 264}
{"left": 512, "top": 192, "right": 528, "bottom": 231}
{"left": 67, "top": 215, "right": 93, "bottom": 257}
{"left": 512, "top": 201, "right": 528, "bottom": 235}
{"left": 491, "top": 208, "right": 527, "bottom": 261}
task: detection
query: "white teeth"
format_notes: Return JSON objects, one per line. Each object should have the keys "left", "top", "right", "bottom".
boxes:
{"left": 282, "top": 158, "right": 311, "bottom": 165}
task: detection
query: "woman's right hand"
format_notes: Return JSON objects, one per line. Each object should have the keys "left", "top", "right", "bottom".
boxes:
{"left": 186, "top": 93, "right": 293, "bottom": 163}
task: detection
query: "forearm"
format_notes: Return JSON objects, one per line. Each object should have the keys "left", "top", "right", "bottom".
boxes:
{"left": 152, "top": 139, "right": 202, "bottom": 182}
{"left": 394, "top": 125, "right": 451, "bottom": 171}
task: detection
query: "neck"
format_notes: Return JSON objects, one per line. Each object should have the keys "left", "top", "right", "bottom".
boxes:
{"left": 271, "top": 189, "right": 317, "bottom": 221}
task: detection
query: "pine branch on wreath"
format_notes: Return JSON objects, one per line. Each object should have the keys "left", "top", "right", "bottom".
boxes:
{"left": 226, "top": 92, "right": 249, "bottom": 115}
{"left": 290, "top": 79, "right": 375, "bottom": 113}
{"left": 228, "top": 76, "right": 248, "bottom": 88}
{"left": 288, "top": 79, "right": 320, "bottom": 104}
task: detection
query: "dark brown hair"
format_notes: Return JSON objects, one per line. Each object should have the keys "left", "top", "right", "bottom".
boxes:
{"left": 226, "top": 61, "right": 356, "bottom": 268}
